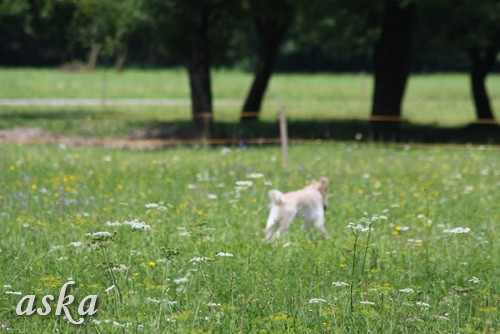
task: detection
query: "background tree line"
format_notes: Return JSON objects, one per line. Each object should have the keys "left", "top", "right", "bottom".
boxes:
{"left": 1, "top": 0, "right": 498, "bottom": 138}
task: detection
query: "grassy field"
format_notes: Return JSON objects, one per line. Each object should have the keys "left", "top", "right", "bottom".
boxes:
{"left": 0, "top": 69, "right": 499, "bottom": 135}
{"left": 0, "top": 143, "right": 498, "bottom": 333}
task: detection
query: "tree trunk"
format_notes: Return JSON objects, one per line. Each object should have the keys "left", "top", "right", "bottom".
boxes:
{"left": 87, "top": 43, "right": 101, "bottom": 71}
{"left": 371, "top": 1, "right": 415, "bottom": 140}
{"left": 241, "top": 3, "right": 293, "bottom": 122}
{"left": 186, "top": 3, "right": 213, "bottom": 138}
{"left": 114, "top": 50, "right": 127, "bottom": 73}
{"left": 469, "top": 47, "right": 496, "bottom": 121}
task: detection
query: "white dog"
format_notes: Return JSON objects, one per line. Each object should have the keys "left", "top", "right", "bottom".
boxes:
{"left": 265, "top": 177, "right": 329, "bottom": 240}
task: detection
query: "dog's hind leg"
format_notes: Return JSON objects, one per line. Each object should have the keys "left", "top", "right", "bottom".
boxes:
{"left": 274, "top": 209, "right": 297, "bottom": 238}
{"left": 264, "top": 205, "right": 280, "bottom": 241}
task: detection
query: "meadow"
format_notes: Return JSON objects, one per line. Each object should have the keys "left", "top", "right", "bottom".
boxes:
{"left": 0, "top": 143, "right": 498, "bottom": 333}
{"left": 0, "top": 68, "right": 499, "bottom": 140}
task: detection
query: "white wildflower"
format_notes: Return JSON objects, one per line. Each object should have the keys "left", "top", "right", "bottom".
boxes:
{"left": 123, "top": 219, "right": 151, "bottom": 231}
{"left": 207, "top": 302, "right": 221, "bottom": 307}
{"left": 347, "top": 222, "right": 369, "bottom": 233}
{"left": 216, "top": 252, "right": 233, "bottom": 257}
{"left": 246, "top": 173, "right": 264, "bottom": 179}
{"left": 360, "top": 301, "right": 375, "bottom": 306}
{"left": 166, "top": 317, "right": 176, "bottom": 323}
{"left": 112, "top": 321, "right": 132, "bottom": 328}
{"left": 105, "top": 285, "right": 115, "bottom": 294}
{"left": 178, "top": 231, "right": 191, "bottom": 237}
{"left": 235, "top": 180, "right": 253, "bottom": 187}
{"left": 68, "top": 241, "right": 83, "bottom": 247}
{"left": 107, "top": 264, "right": 128, "bottom": 272}
{"left": 308, "top": 298, "right": 327, "bottom": 304}
{"left": 444, "top": 227, "right": 470, "bottom": 234}
{"left": 468, "top": 277, "right": 480, "bottom": 284}
{"left": 196, "top": 171, "right": 211, "bottom": 182}
{"left": 86, "top": 231, "right": 113, "bottom": 238}
{"left": 145, "top": 203, "right": 159, "bottom": 208}
{"left": 146, "top": 298, "right": 177, "bottom": 305}
{"left": 174, "top": 277, "right": 188, "bottom": 284}
{"left": 105, "top": 221, "right": 122, "bottom": 227}
{"left": 332, "top": 281, "right": 349, "bottom": 287}
{"left": 3, "top": 285, "right": 12, "bottom": 288}
{"left": 189, "top": 257, "right": 208, "bottom": 263}
{"left": 416, "top": 301, "right": 430, "bottom": 308}
{"left": 5, "top": 291, "right": 22, "bottom": 295}
{"left": 50, "top": 245, "right": 64, "bottom": 250}
{"left": 207, "top": 194, "right": 218, "bottom": 199}
{"left": 399, "top": 288, "right": 415, "bottom": 293}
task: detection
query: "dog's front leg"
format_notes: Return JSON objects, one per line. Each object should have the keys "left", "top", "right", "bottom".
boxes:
{"left": 314, "top": 214, "right": 329, "bottom": 239}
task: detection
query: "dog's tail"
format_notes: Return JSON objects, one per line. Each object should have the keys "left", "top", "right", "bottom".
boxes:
{"left": 268, "top": 189, "right": 284, "bottom": 206}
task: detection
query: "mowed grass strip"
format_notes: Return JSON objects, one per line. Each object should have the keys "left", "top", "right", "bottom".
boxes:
{"left": 0, "top": 143, "right": 497, "bottom": 332}
{"left": 0, "top": 68, "right": 499, "bottom": 125}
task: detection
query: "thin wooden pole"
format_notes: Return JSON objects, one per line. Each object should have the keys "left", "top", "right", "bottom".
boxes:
{"left": 279, "top": 105, "right": 289, "bottom": 167}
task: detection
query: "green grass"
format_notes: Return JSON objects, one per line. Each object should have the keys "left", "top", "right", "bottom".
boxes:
{"left": 0, "top": 68, "right": 499, "bottom": 128}
{"left": 0, "top": 143, "right": 498, "bottom": 333}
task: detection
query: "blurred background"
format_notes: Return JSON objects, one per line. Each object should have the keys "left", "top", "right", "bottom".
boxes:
{"left": 0, "top": 0, "right": 499, "bottom": 143}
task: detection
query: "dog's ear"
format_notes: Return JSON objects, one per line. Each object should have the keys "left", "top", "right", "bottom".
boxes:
{"left": 318, "top": 177, "right": 329, "bottom": 195}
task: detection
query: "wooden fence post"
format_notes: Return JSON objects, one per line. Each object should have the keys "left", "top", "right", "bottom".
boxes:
{"left": 279, "top": 105, "right": 289, "bottom": 167}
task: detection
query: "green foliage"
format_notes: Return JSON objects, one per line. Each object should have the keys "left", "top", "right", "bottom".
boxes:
{"left": 42, "top": 0, "right": 146, "bottom": 56}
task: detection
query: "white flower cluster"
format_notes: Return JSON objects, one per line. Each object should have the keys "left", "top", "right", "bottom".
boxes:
{"left": 332, "top": 281, "right": 350, "bottom": 287}
{"left": 416, "top": 301, "right": 430, "bottom": 308}
{"left": 444, "top": 227, "right": 470, "bottom": 234}
{"left": 360, "top": 301, "right": 375, "bottom": 306}
{"left": 216, "top": 252, "right": 234, "bottom": 257}
{"left": 145, "top": 203, "right": 168, "bottom": 211}
{"left": 189, "top": 257, "right": 208, "bottom": 263}
{"left": 86, "top": 231, "right": 113, "bottom": 238}
{"left": 468, "top": 276, "right": 480, "bottom": 284}
{"left": 146, "top": 298, "right": 177, "bottom": 305}
{"left": 123, "top": 219, "right": 151, "bottom": 231}
{"left": 347, "top": 222, "right": 370, "bottom": 233}
{"left": 308, "top": 298, "right": 327, "bottom": 304}
{"left": 207, "top": 302, "right": 221, "bottom": 307}
{"left": 174, "top": 277, "right": 188, "bottom": 284}
{"left": 246, "top": 173, "right": 264, "bottom": 179}
{"left": 399, "top": 288, "right": 415, "bottom": 293}
{"left": 107, "top": 264, "right": 128, "bottom": 272}
{"left": 235, "top": 180, "right": 253, "bottom": 187}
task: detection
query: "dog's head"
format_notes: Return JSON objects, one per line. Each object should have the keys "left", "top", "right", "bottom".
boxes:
{"left": 311, "top": 177, "right": 329, "bottom": 210}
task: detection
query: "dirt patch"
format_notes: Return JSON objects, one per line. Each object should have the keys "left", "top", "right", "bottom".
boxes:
{"left": 0, "top": 127, "right": 55, "bottom": 140}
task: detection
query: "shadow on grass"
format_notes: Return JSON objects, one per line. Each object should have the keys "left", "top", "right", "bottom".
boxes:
{"left": 133, "top": 120, "right": 500, "bottom": 145}
{"left": 1, "top": 110, "right": 498, "bottom": 144}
